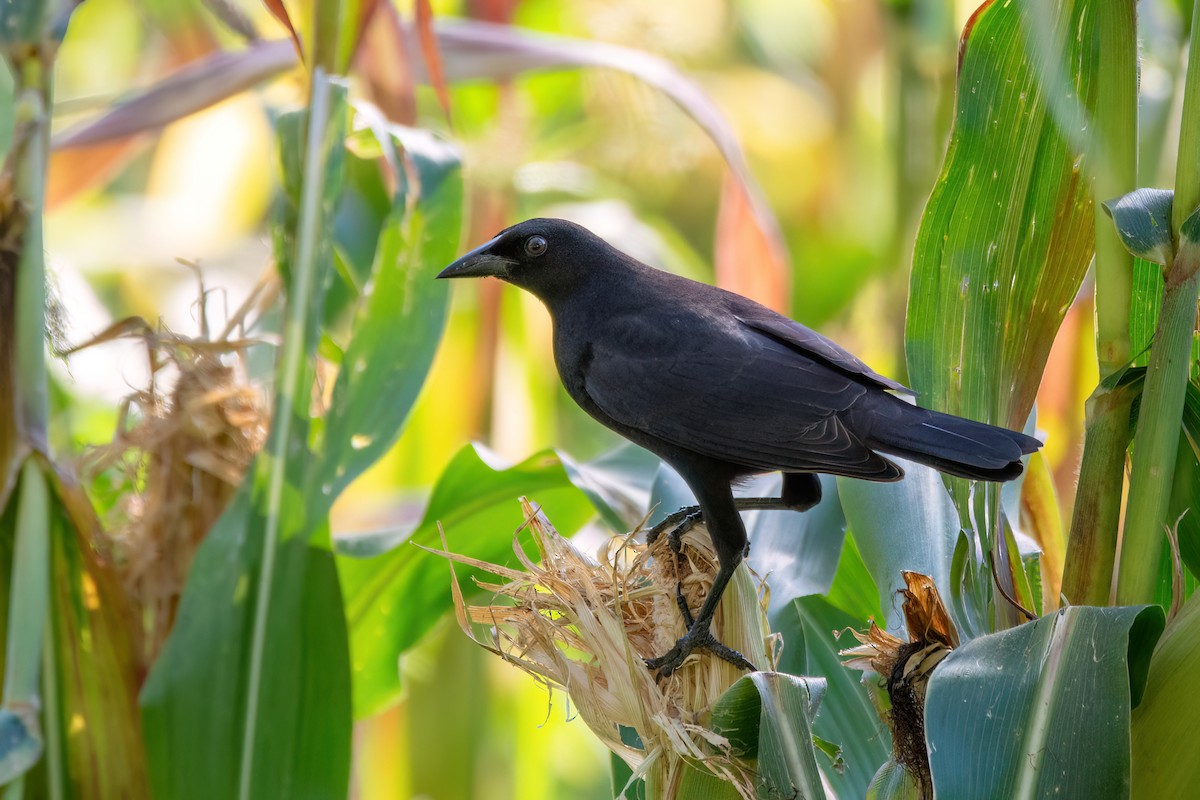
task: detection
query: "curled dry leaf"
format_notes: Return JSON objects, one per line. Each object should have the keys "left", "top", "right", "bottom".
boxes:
{"left": 262, "top": 0, "right": 304, "bottom": 61}
{"left": 430, "top": 498, "right": 777, "bottom": 799}
{"left": 839, "top": 570, "right": 958, "bottom": 798}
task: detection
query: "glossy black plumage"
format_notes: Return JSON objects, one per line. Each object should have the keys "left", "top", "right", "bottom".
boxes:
{"left": 438, "top": 218, "right": 1040, "bottom": 677}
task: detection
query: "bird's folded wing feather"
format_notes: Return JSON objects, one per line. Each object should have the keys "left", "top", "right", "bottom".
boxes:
{"left": 581, "top": 316, "right": 901, "bottom": 479}
{"left": 732, "top": 309, "right": 915, "bottom": 396}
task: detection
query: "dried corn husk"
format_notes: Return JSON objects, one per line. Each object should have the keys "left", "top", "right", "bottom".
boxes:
{"left": 70, "top": 270, "right": 276, "bottom": 665}
{"left": 432, "top": 498, "right": 780, "bottom": 799}
{"left": 840, "top": 570, "right": 959, "bottom": 798}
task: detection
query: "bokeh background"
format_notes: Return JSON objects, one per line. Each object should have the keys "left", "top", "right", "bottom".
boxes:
{"left": 37, "top": 0, "right": 1192, "bottom": 796}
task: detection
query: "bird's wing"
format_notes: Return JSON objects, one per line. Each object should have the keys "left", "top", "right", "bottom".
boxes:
{"left": 580, "top": 315, "right": 902, "bottom": 479}
{"left": 732, "top": 310, "right": 915, "bottom": 396}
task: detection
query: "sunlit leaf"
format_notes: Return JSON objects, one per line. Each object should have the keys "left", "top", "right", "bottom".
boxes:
{"left": 52, "top": 19, "right": 782, "bottom": 266}
{"left": 425, "top": 19, "right": 784, "bottom": 271}
{"left": 140, "top": 77, "right": 353, "bottom": 800}
{"left": 355, "top": 2, "right": 416, "bottom": 123}
{"left": 1013, "top": 450, "right": 1064, "bottom": 611}
{"left": 1131, "top": 256, "right": 1164, "bottom": 367}
{"left": 414, "top": 0, "right": 452, "bottom": 121}
{"left": 314, "top": 124, "right": 462, "bottom": 497}
{"left": 46, "top": 137, "right": 143, "bottom": 209}
{"left": 337, "top": 0, "right": 381, "bottom": 72}
{"left": 823, "top": 533, "right": 882, "bottom": 623}
{"left": 714, "top": 168, "right": 789, "bottom": 311}
{"left": 0, "top": 464, "right": 152, "bottom": 794}
{"left": 337, "top": 443, "right": 596, "bottom": 717}
{"left": 43, "top": 472, "right": 149, "bottom": 796}
{"left": 53, "top": 41, "right": 297, "bottom": 150}
{"left": 906, "top": 0, "right": 1099, "bottom": 433}
{"left": 925, "top": 605, "right": 1164, "bottom": 797}
{"left": 262, "top": 0, "right": 304, "bottom": 61}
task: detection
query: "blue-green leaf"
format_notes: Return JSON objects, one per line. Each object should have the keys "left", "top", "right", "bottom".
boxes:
{"left": 837, "top": 461, "right": 961, "bottom": 631}
{"left": 925, "top": 605, "right": 1164, "bottom": 798}
{"left": 709, "top": 672, "right": 828, "bottom": 799}
{"left": 775, "top": 596, "right": 890, "bottom": 799}
{"left": 1103, "top": 188, "right": 1175, "bottom": 266}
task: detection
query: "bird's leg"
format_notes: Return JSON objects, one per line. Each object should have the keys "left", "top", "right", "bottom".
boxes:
{"left": 645, "top": 475, "right": 774, "bottom": 679}
{"left": 646, "top": 559, "right": 752, "bottom": 678}
{"left": 646, "top": 509, "right": 705, "bottom": 626}
{"left": 646, "top": 472, "right": 821, "bottom": 551}
{"left": 646, "top": 473, "right": 822, "bottom": 644}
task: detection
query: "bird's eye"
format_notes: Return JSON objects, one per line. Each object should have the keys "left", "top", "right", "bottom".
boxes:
{"left": 524, "top": 235, "right": 548, "bottom": 258}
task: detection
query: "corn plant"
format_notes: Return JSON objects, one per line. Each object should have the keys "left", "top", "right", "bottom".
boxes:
{"left": 3, "top": 0, "right": 1200, "bottom": 798}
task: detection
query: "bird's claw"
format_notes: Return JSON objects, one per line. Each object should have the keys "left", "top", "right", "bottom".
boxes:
{"left": 646, "top": 505, "right": 704, "bottom": 550}
{"left": 644, "top": 504, "right": 754, "bottom": 678}
{"left": 644, "top": 626, "right": 756, "bottom": 680}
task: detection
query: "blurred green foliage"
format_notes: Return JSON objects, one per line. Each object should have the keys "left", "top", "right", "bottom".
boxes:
{"left": 2, "top": 0, "right": 1195, "bottom": 797}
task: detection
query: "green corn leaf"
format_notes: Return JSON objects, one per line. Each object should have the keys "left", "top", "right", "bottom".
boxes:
{"left": 867, "top": 758, "right": 921, "bottom": 800}
{"left": 708, "top": 672, "right": 828, "bottom": 799}
{"left": 140, "top": 74, "right": 353, "bottom": 800}
{"left": 837, "top": 460, "right": 961, "bottom": 632}
{"left": 337, "top": 443, "right": 596, "bottom": 717}
{"left": 925, "top": 605, "right": 1164, "bottom": 797}
{"left": 1132, "top": 587, "right": 1200, "bottom": 796}
{"left": 774, "top": 595, "right": 891, "bottom": 799}
{"left": 906, "top": 0, "right": 1099, "bottom": 435}
{"left": 43, "top": 473, "right": 149, "bottom": 796}
{"left": 313, "top": 124, "right": 461, "bottom": 498}
{"left": 0, "top": 461, "right": 49, "bottom": 789}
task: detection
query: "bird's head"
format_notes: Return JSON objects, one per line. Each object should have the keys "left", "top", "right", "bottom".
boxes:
{"left": 436, "top": 218, "right": 610, "bottom": 301}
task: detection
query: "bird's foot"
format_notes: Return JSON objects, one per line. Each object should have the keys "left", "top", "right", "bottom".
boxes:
{"left": 649, "top": 507, "right": 705, "bottom": 632}
{"left": 645, "top": 622, "right": 757, "bottom": 680}
{"left": 645, "top": 505, "right": 704, "bottom": 553}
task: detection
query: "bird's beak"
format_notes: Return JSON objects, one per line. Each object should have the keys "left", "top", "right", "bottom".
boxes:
{"left": 436, "top": 236, "right": 517, "bottom": 280}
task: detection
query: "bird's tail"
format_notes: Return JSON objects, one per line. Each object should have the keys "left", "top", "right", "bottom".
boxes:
{"left": 855, "top": 394, "right": 1041, "bottom": 482}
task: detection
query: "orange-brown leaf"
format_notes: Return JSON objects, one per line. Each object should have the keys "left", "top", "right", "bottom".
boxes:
{"left": 47, "top": 139, "right": 146, "bottom": 209}
{"left": 414, "top": 0, "right": 453, "bottom": 123}
{"left": 714, "top": 173, "right": 789, "bottom": 313}
{"left": 263, "top": 0, "right": 305, "bottom": 62}
{"left": 899, "top": 570, "right": 959, "bottom": 648}
{"left": 355, "top": 1, "right": 416, "bottom": 124}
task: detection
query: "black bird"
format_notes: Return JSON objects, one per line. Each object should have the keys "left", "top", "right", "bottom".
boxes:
{"left": 438, "top": 218, "right": 1040, "bottom": 678}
